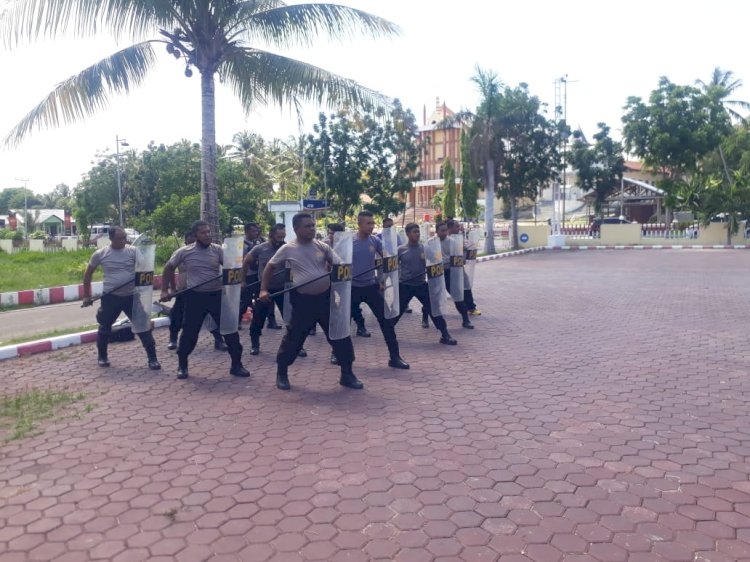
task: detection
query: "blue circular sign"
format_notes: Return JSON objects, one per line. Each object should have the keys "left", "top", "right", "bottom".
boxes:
{"left": 520, "top": 233, "right": 529, "bottom": 243}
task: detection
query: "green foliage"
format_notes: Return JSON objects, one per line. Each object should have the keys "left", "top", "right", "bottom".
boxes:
{"left": 154, "top": 235, "right": 183, "bottom": 266}
{"left": 569, "top": 123, "right": 625, "bottom": 214}
{"left": 29, "top": 230, "right": 47, "bottom": 240}
{"left": 460, "top": 131, "right": 480, "bottom": 220}
{"left": 442, "top": 159, "right": 457, "bottom": 218}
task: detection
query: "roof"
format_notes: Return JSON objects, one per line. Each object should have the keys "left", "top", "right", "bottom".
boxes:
{"left": 7, "top": 208, "right": 66, "bottom": 225}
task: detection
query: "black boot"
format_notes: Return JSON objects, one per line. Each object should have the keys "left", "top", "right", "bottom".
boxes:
{"left": 212, "top": 330, "right": 228, "bottom": 351}
{"left": 97, "top": 338, "right": 110, "bottom": 367}
{"left": 439, "top": 332, "right": 457, "bottom": 346}
{"left": 388, "top": 356, "right": 410, "bottom": 370}
{"left": 230, "top": 363, "right": 250, "bottom": 377}
{"left": 355, "top": 319, "right": 371, "bottom": 338}
{"left": 266, "top": 316, "right": 282, "bottom": 330}
{"left": 421, "top": 314, "right": 429, "bottom": 329}
{"left": 276, "top": 364, "right": 290, "bottom": 390}
{"left": 250, "top": 333, "right": 260, "bottom": 355}
{"left": 339, "top": 364, "right": 364, "bottom": 389}
{"left": 177, "top": 357, "right": 188, "bottom": 379}
{"left": 146, "top": 346, "right": 161, "bottom": 370}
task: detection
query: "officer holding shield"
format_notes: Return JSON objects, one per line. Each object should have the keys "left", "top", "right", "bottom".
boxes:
{"left": 160, "top": 221, "right": 249, "bottom": 380}
{"left": 351, "top": 211, "right": 409, "bottom": 370}
{"left": 259, "top": 212, "right": 361, "bottom": 391}
{"left": 395, "top": 223, "right": 457, "bottom": 345}
{"left": 448, "top": 219, "right": 481, "bottom": 316}
{"left": 437, "top": 220, "right": 474, "bottom": 329}
{"left": 82, "top": 226, "right": 161, "bottom": 370}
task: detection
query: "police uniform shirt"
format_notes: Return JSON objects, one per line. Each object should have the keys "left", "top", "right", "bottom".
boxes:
{"left": 352, "top": 236, "right": 383, "bottom": 287}
{"left": 397, "top": 243, "right": 426, "bottom": 286}
{"left": 167, "top": 243, "right": 223, "bottom": 292}
{"left": 89, "top": 245, "right": 137, "bottom": 296}
{"left": 250, "top": 241, "right": 284, "bottom": 291}
{"left": 268, "top": 239, "right": 333, "bottom": 295}
{"left": 243, "top": 236, "right": 265, "bottom": 275}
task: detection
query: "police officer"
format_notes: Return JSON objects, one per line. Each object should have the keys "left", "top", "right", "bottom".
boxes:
{"left": 167, "top": 231, "right": 227, "bottom": 351}
{"left": 395, "top": 223, "right": 457, "bottom": 345}
{"left": 160, "top": 221, "right": 249, "bottom": 380}
{"left": 327, "top": 222, "right": 370, "bottom": 339}
{"left": 239, "top": 222, "right": 281, "bottom": 330}
{"left": 260, "top": 212, "right": 361, "bottom": 391}
{"left": 447, "top": 219, "right": 481, "bottom": 316}
{"left": 82, "top": 226, "right": 160, "bottom": 370}
{"left": 243, "top": 223, "right": 307, "bottom": 357}
{"left": 351, "top": 211, "right": 409, "bottom": 369}
{"left": 436, "top": 220, "right": 474, "bottom": 329}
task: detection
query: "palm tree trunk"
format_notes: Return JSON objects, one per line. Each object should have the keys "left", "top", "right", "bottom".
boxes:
{"left": 200, "top": 71, "right": 220, "bottom": 242}
{"left": 510, "top": 195, "right": 518, "bottom": 250}
{"left": 484, "top": 160, "right": 496, "bottom": 254}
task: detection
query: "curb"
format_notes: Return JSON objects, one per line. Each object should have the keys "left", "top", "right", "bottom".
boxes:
{"left": 0, "top": 276, "right": 167, "bottom": 307}
{"left": 0, "top": 317, "right": 170, "bottom": 361}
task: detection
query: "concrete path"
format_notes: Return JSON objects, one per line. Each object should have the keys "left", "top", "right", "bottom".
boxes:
{"left": 2, "top": 250, "right": 750, "bottom": 561}
{"left": 0, "top": 301, "right": 99, "bottom": 345}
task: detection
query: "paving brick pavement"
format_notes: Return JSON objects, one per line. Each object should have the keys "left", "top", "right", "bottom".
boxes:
{"left": 2, "top": 250, "right": 750, "bottom": 561}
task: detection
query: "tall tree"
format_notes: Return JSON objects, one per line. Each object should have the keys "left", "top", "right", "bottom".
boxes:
{"left": 496, "top": 84, "right": 562, "bottom": 249}
{"left": 2, "top": 1, "right": 398, "bottom": 241}
{"left": 622, "top": 77, "right": 731, "bottom": 223}
{"left": 460, "top": 130, "right": 480, "bottom": 221}
{"left": 696, "top": 67, "right": 750, "bottom": 124}
{"left": 568, "top": 123, "right": 625, "bottom": 216}
{"left": 442, "top": 159, "right": 457, "bottom": 219}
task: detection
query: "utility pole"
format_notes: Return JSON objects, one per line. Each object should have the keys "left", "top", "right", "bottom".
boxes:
{"left": 14, "top": 177, "right": 29, "bottom": 239}
{"left": 553, "top": 75, "right": 577, "bottom": 227}
{"left": 115, "top": 135, "right": 129, "bottom": 226}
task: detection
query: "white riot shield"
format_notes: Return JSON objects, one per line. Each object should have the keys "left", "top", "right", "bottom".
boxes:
{"left": 329, "top": 232, "right": 353, "bottom": 340}
{"left": 282, "top": 261, "right": 293, "bottom": 325}
{"left": 381, "top": 227, "right": 400, "bottom": 319}
{"left": 425, "top": 237, "right": 450, "bottom": 318}
{"left": 131, "top": 239, "right": 155, "bottom": 334}
{"left": 420, "top": 222, "right": 431, "bottom": 244}
{"left": 220, "top": 236, "right": 243, "bottom": 335}
{"left": 449, "top": 234, "right": 465, "bottom": 302}
{"left": 464, "top": 229, "right": 481, "bottom": 289}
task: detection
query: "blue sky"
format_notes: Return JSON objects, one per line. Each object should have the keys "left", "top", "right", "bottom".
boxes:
{"left": 0, "top": 0, "right": 747, "bottom": 194}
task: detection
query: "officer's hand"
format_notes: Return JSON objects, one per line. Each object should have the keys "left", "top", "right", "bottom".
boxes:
{"left": 82, "top": 297, "right": 93, "bottom": 307}
{"left": 241, "top": 281, "right": 247, "bottom": 290}
{"left": 258, "top": 289, "right": 270, "bottom": 302}
{"left": 379, "top": 282, "right": 385, "bottom": 292}
{"left": 159, "top": 290, "right": 172, "bottom": 302}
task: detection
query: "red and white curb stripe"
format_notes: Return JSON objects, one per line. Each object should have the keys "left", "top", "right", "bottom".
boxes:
{"left": 0, "top": 317, "right": 170, "bottom": 361}
{"left": 0, "top": 276, "right": 167, "bottom": 307}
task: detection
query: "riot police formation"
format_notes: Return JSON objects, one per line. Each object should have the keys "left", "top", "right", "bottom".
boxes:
{"left": 259, "top": 212, "right": 362, "bottom": 391}
{"left": 239, "top": 222, "right": 281, "bottom": 330}
{"left": 82, "top": 226, "right": 161, "bottom": 370}
{"left": 160, "top": 221, "right": 249, "bottom": 380}
{"left": 394, "top": 223, "right": 458, "bottom": 346}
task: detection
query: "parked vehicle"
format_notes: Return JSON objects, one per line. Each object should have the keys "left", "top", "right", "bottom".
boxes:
{"left": 124, "top": 228, "right": 140, "bottom": 243}
{"left": 589, "top": 216, "right": 631, "bottom": 236}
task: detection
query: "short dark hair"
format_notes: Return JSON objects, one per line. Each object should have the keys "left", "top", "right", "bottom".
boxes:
{"left": 405, "top": 223, "right": 419, "bottom": 233}
{"left": 436, "top": 221, "right": 448, "bottom": 231}
{"left": 327, "top": 222, "right": 345, "bottom": 233}
{"left": 190, "top": 220, "right": 210, "bottom": 235}
{"left": 446, "top": 219, "right": 459, "bottom": 229}
{"left": 244, "top": 222, "right": 259, "bottom": 232}
{"left": 269, "top": 223, "right": 286, "bottom": 236}
{"left": 357, "top": 211, "right": 374, "bottom": 221}
{"left": 383, "top": 217, "right": 394, "bottom": 226}
{"left": 292, "top": 213, "right": 313, "bottom": 230}
{"left": 108, "top": 226, "right": 125, "bottom": 240}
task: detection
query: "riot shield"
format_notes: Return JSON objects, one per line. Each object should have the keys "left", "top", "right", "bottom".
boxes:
{"left": 381, "top": 227, "right": 400, "bottom": 319}
{"left": 131, "top": 237, "right": 155, "bottom": 334}
{"left": 464, "top": 229, "right": 481, "bottom": 289}
{"left": 329, "top": 231, "right": 353, "bottom": 340}
{"left": 282, "top": 261, "right": 293, "bottom": 325}
{"left": 449, "top": 233, "right": 465, "bottom": 302}
{"left": 220, "top": 236, "right": 243, "bottom": 335}
{"left": 425, "top": 237, "right": 450, "bottom": 318}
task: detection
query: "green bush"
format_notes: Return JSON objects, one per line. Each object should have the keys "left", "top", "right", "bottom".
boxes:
{"left": 29, "top": 230, "right": 48, "bottom": 240}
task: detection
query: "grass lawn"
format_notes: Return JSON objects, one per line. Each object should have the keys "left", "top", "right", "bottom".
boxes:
{"left": 0, "top": 249, "right": 101, "bottom": 292}
{"left": 0, "top": 387, "right": 88, "bottom": 442}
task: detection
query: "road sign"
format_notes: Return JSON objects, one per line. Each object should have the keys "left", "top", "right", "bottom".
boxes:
{"left": 520, "top": 233, "right": 529, "bottom": 243}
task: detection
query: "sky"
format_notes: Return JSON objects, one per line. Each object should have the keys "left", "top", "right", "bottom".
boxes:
{"left": 0, "top": 0, "right": 748, "bottom": 195}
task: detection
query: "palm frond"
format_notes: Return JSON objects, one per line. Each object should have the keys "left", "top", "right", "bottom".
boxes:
{"left": 1, "top": 0, "right": 168, "bottom": 47}
{"left": 219, "top": 48, "right": 391, "bottom": 116}
{"left": 230, "top": 3, "right": 399, "bottom": 49}
{"left": 3, "top": 41, "right": 156, "bottom": 146}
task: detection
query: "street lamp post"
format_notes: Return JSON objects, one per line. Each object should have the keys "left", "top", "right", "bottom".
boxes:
{"left": 115, "top": 136, "right": 129, "bottom": 226}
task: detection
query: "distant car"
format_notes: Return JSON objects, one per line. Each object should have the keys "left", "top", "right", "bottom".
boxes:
{"left": 124, "top": 228, "right": 140, "bottom": 243}
{"left": 589, "top": 216, "right": 631, "bottom": 236}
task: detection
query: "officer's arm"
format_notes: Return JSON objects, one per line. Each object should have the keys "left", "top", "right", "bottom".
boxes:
{"left": 160, "top": 263, "right": 176, "bottom": 301}
{"left": 82, "top": 264, "right": 97, "bottom": 307}
{"left": 259, "top": 261, "right": 276, "bottom": 301}
{"left": 241, "top": 252, "right": 256, "bottom": 289}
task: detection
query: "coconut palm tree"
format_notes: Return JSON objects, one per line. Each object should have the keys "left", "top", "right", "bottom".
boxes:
{"left": 696, "top": 67, "right": 750, "bottom": 123}
{"left": 1, "top": 1, "right": 398, "bottom": 240}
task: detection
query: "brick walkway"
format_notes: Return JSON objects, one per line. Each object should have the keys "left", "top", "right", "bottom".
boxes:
{"left": 2, "top": 250, "right": 750, "bottom": 562}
